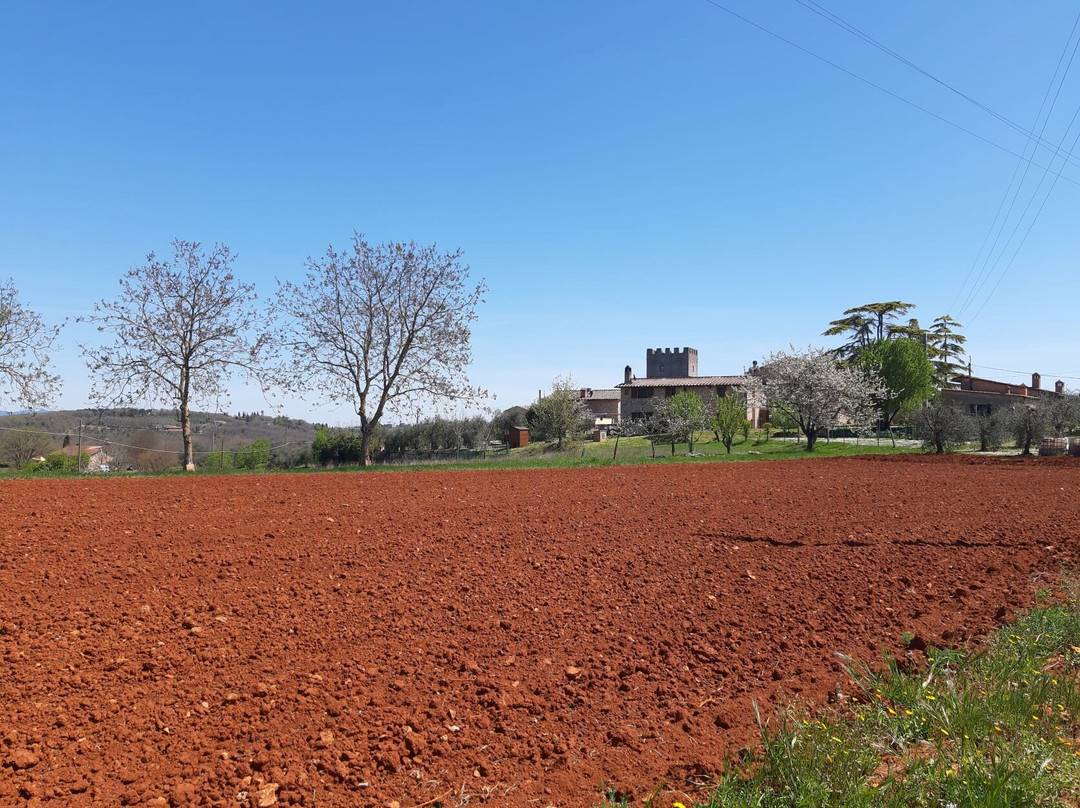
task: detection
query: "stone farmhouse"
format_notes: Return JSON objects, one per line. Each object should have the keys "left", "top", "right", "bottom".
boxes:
{"left": 60, "top": 444, "right": 115, "bottom": 472}
{"left": 576, "top": 347, "right": 765, "bottom": 428}
{"left": 942, "top": 370, "right": 1064, "bottom": 416}
{"left": 576, "top": 387, "right": 621, "bottom": 430}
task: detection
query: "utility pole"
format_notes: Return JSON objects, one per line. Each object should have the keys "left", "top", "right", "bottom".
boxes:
{"left": 77, "top": 424, "right": 83, "bottom": 474}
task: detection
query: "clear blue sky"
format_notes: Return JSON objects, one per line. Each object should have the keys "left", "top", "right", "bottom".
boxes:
{"left": 3, "top": 1, "right": 1079, "bottom": 423}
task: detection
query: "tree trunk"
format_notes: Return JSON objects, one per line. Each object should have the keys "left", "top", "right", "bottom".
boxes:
{"left": 181, "top": 402, "right": 195, "bottom": 471}
{"left": 360, "top": 428, "right": 374, "bottom": 467}
{"left": 805, "top": 428, "right": 817, "bottom": 451}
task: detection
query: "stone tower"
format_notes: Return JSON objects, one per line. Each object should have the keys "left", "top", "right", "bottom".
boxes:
{"left": 646, "top": 347, "right": 698, "bottom": 378}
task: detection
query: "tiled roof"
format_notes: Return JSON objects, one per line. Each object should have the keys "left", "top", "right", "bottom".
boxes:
{"left": 617, "top": 375, "right": 745, "bottom": 388}
{"left": 585, "top": 389, "right": 621, "bottom": 400}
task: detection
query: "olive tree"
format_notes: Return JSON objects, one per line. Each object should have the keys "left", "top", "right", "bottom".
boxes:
{"left": 748, "top": 346, "right": 884, "bottom": 451}
{"left": 273, "top": 234, "right": 486, "bottom": 465}
{"left": 1011, "top": 402, "right": 1049, "bottom": 456}
{"left": 0, "top": 279, "right": 62, "bottom": 409}
{"left": 911, "top": 401, "right": 972, "bottom": 454}
{"left": 1041, "top": 391, "right": 1080, "bottom": 436}
{"left": 972, "top": 409, "right": 1011, "bottom": 452}
{"left": 80, "top": 240, "right": 267, "bottom": 470}
{"left": 527, "top": 376, "right": 591, "bottom": 448}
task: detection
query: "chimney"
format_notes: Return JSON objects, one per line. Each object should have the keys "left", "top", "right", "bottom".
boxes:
{"left": 624, "top": 365, "right": 632, "bottom": 384}
{"left": 1056, "top": 380, "right": 1065, "bottom": 394}
{"left": 1032, "top": 372, "right": 1041, "bottom": 390}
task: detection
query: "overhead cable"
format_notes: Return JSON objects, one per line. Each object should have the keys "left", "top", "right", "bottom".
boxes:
{"left": 791, "top": 0, "right": 1080, "bottom": 171}
{"left": 698, "top": 0, "right": 1080, "bottom": 186}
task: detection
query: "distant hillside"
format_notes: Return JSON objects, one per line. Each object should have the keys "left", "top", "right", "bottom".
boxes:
{"left": 0, "top": 408, "right": 320, "bottom": 459}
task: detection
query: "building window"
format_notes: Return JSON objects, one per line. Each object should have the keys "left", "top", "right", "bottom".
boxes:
{"left": 632, "top": 387, "right": 653, "bottom": 399}
{"left": 665, "top": 387, "right": 676, "bottom": 397}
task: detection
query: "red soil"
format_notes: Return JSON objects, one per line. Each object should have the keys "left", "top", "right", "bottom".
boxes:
{"left": 2, "top": 456, "right": 1078, "bottom": 808}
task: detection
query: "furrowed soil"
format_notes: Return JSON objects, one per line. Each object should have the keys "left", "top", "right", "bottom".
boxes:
{"left": 2, "top": 456, "right": 1078, "bottom": 808}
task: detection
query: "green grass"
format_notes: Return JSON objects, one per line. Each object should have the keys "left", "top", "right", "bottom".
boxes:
{"left": 498, "top": 431, "right": 915, "bottom": 468}
{"left": 0, "top": 431, "right": 916, "bottom": 478}
{"left": 597, "top": 577, "right": 1080, "bottom": 808}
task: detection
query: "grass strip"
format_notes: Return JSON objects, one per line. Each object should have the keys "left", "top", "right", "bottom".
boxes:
{"left": 600, "top": 578, "right": 1080, "bottom": 807}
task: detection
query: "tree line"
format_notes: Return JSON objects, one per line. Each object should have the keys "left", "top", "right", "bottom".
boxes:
{"left": 529, "top": 300, "right": 1078, "bottom": 457}
{"left": 0, "top": 234, "right": 486, "bottom": 469}
{"left": 757, "top": 301, "right": 1079, "bottom": 454}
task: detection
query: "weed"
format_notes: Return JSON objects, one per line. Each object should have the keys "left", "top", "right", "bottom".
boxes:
{"left": 598, "top": 584, "right": 1080, "bottom": 807}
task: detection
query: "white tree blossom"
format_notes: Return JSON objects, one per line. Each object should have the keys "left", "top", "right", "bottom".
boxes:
{"left": 747, "top": 345, "right": 886, "bottom": 450}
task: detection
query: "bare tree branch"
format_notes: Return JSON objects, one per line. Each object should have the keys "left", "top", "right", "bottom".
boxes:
{"left": 78, "top": 240, "right": 269, "bottom": 470}
{"left": 271, "top": 233, "right": 487, "bottom": 465}
{"left": 0, "top": 279, "right": 62, "bottom": 410}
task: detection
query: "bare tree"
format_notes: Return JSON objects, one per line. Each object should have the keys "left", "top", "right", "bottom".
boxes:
{"left": 0, "top": 427, "right": 54, "bottom": 467}
{"left": 123, "top": 429, "right": 180, "bottom": 472}
{"left": 273, "top": 233, "right": 486, "bottom": 465}
{"left": 0, "top": 279, "right": 62, "bottom": 409}
{"left": 80, "top": 240, "right": 267, "bottom": 470}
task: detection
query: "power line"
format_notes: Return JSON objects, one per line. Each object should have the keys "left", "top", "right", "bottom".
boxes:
{"left": 698, "top": 0, "right": 1080, "bottom": 186}
{"left": 965, "top": 114, "right": 1080, "bottom": 326}
{"left": 790, "top": 0, "right": 1080, "bottom": 171}
{"left": 957, "top": 13, "right": 1080, "bottom": 323}
{"left": 958, "top": 11, "right": 1080, "bottom": 315}
{"left": 973, "top": 364, "right": 1080, "bottom": 383}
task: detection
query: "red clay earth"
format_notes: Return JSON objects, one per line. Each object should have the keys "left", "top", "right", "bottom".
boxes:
{"left": 2, "top": 455, "right": 1079, "bottom": 808}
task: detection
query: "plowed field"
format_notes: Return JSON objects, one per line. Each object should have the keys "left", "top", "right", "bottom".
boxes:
{"left": 2, "top": 456, "right": 1078, "bottom": 807}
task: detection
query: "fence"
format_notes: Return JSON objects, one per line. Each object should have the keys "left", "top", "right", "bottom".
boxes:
{"left": 379, "top": 445, "right": 509, "bottom": 465}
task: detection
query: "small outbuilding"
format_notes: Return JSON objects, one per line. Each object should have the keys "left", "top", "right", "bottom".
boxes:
{"left": 506, "top": 426, "right": 529, "bottom": 449}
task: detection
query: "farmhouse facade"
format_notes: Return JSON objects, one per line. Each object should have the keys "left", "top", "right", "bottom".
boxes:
{"left": 615, "top": 347, "right": 765, "bottom": 426}
{"left": 941, "top": 370, "right": 1064, "bottom": 416}
{"left": 60, "top": 444, "right": 114, "bottom": 472}
{"left": 578, "top": 388, "right": 621, "bottom": 428}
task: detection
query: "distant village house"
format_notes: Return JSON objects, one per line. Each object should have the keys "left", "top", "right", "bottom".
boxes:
{"left": 60, "top": 444, "right": 114, "bottom": 473}
{"left": 942, "top": 370, "right": 1064, "bottom": 416}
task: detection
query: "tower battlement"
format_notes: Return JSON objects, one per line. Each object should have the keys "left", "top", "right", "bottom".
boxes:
{"left": 646, "top": 347, "right": 698, "bottom": 378}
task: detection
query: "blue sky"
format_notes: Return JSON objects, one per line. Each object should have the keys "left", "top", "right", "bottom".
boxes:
{"left": 3, "top": 1, "right": 1079, "bottom": 423}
